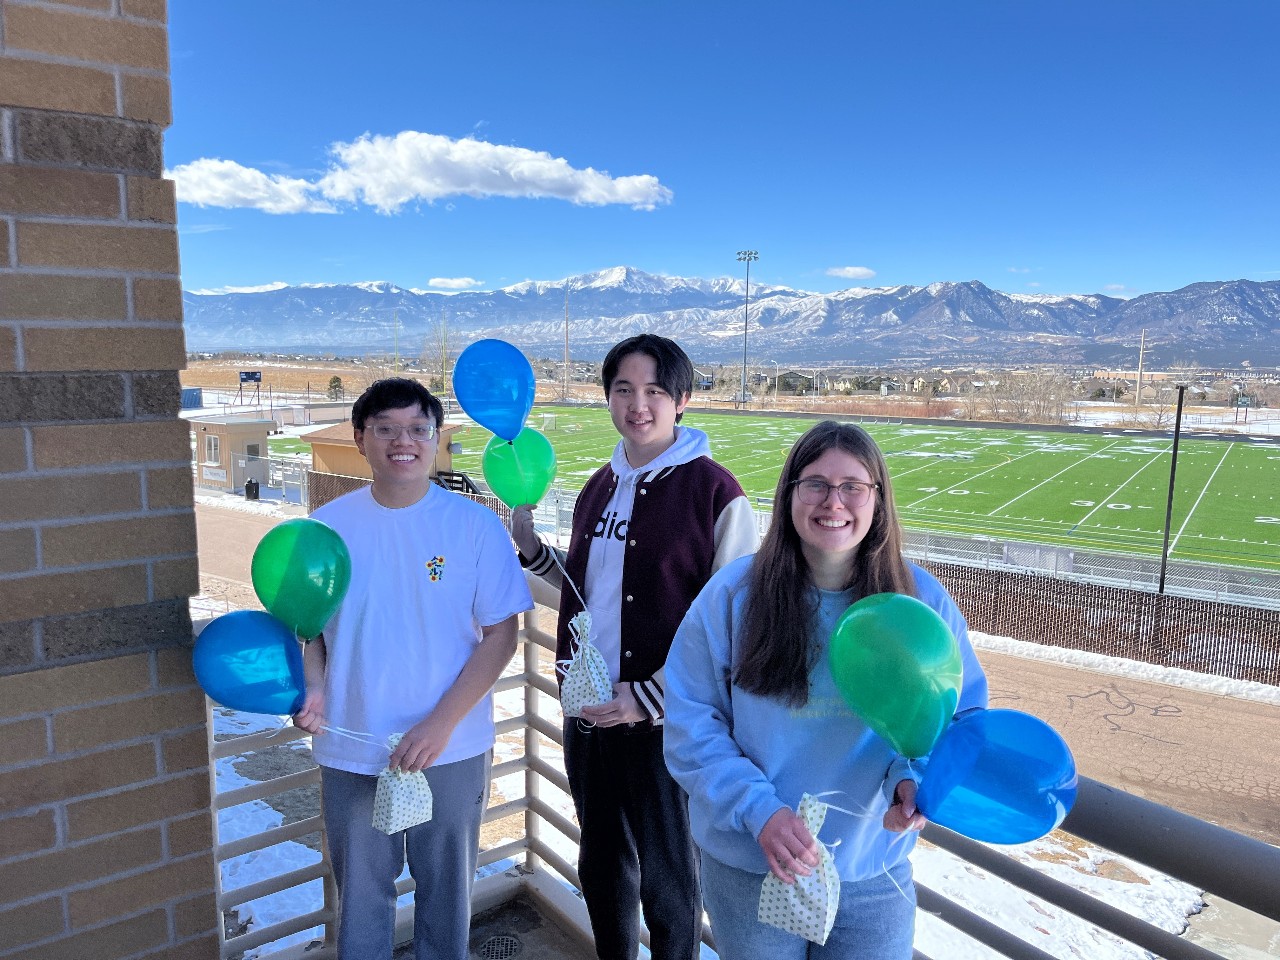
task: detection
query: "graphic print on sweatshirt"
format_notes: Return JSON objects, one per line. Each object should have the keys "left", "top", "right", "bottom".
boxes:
{"left": 593, "top": 510, "right": 629, "bottom": 544}
{"left": 583, "top": 482, "right": 637, "bottom": 684}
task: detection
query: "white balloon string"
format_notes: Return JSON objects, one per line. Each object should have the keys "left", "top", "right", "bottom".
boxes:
{"left": 318, "top": 723, "right": 386, "bottom": 751}
{"left": 545, "top": 540, "right": 588, "bottom": 612}
{"left": 880, "top": 823, "right": 916, "bottom": 904}
{"left": 811, "top": 790, "right": 876, "bottom": 820}
{"left": 807, "top": 789, "right": 916, "bottom": 903}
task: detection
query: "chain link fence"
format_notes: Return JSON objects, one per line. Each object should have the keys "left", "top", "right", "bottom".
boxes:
{"left": 193, "top": 454, "right": 309, "bottom": 505}
{"left": 300, "top": 476, "right": 1280, "bottom": 685}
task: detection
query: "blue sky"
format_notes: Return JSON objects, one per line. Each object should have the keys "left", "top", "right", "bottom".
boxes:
{"left": 169, "top": 1, "right": 1280, "bottom": 298}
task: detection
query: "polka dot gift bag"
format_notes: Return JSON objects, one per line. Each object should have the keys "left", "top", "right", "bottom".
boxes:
{"left": 558, "top": 612, "right": 613, "bottom": 718}
{"left": 757, "top": 793, "right": 840, "bottom": 945}
{"left": 371, "top": 733, "right": 434, "bottom": 835}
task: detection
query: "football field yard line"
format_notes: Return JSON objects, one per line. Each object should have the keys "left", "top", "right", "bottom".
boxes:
{"left": 1170, "top": 443, "right": 1234, "bottom": 555}
{"left": 901, "top": 448, "right": 1044, "bottom": 509}
{"left": 1070, "top": 445, "right": 1170, "bottom": 531}
{"left": 986, "top": 439, "right": 1126, "bottom": 517}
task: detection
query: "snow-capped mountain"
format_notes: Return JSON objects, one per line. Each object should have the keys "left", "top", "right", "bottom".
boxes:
{"left": 182, "top": 269, "right": 1280, "bottom": 366}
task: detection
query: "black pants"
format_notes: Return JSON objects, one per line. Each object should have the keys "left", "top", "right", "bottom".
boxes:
{"left": 563, "top": 719, "right": 701, "bottom": 960}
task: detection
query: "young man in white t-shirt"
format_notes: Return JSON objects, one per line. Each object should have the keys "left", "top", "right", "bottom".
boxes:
{"left": 293, "top": 378, "right": 533, "bottom": 960}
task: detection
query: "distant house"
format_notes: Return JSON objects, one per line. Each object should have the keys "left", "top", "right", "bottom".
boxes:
{"left": 777, "top": 370, "right": 816, "bottom": 394}
{"left": 305, "top": 420, "right": 464, "bottom": 480}
{"left": 189, "top": 415, "right": 274, "bottom": 492}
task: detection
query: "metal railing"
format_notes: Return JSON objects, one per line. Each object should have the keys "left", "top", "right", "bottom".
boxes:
{"left": 207, "top": 604, "right": 1280, "bottom": 960}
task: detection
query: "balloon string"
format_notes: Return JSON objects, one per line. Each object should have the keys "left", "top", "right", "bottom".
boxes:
{"left": 266, "top": 717, "right": 383, "bottom": 754}
{"left": 809, "top": 789, "right": 917, "bottom": 904}
{"left": 879, "top": 830, "right": 916, "bottom": 904}
{"left": 319, "top": 723, "right": 386, "bottom": 748}
{"left": 544, "top": 537, "right": 588, "bottom": 612}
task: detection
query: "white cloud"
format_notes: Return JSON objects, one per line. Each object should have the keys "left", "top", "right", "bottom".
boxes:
{"left": 1026, "top": 281, "right": 1041, "bottom": 288}
{"left": 1008, "top": 266, "right": 1033, "bottom": 274}
{"left": 190, "top": 282, "right": 290, "bottom": 295}
{"left": 1104, "top": 283, "right": 1127, "bottom": 292}
{"left": 169, "top": 131, "right": 673, "bottom": 216}
{"left": 428, "top": 277, "right": 483, "bottom": 290}
{"left": 319, "top": 131, "right": 672, "bottom": 213}
{"left": 826, "top": 266, "right": 876, "bottom": 280}
{"left": 179, "top": 223, "right": 231, "bottom": 235}
{"left": 168, "top": 159, "right": 337, "bottom": 214}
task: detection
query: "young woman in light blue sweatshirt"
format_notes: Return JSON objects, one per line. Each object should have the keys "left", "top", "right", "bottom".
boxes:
{"left": 664, "top": 421, "right": 988, "bottom": 959}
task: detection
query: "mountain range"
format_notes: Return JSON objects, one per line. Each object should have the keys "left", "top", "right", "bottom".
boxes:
{"left": 182, "top": 267, "right": 1280, "bottom": 368}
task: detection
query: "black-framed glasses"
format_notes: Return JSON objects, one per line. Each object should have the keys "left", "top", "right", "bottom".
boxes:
{"left": 368, "top": 423, "right": 436, "bottom": 441}
{"left": 791, "top": 477, "right": 880, "bottom": 508}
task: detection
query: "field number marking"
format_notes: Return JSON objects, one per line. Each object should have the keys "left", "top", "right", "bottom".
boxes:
{"left": 987, "top": 439, "right": 1127, "bottom": 518}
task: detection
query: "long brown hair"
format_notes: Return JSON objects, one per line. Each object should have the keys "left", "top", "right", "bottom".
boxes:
{"left": 734, "top": 421, "right": 916, "bottom": 706}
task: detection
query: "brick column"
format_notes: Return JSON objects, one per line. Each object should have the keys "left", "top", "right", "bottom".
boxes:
{"left": 0, "top": 1, "right": 214, "bottom": 958}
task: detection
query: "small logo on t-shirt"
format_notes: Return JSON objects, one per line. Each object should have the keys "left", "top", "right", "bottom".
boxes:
{"left": 425, "top": 556, "right": 445, "bottom": 581}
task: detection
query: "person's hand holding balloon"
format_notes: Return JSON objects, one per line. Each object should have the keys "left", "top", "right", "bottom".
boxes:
{"left": 292, "top": 689, "right": 325, "bottom": 735}
{"left": 509, "top": 504, "right": 539, "bottom": 560}
{"left": 883, "top": 779, "right": 926, "bottom": 833}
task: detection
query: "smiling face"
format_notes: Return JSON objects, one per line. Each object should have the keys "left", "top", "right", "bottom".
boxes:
{"left": 789, "top": 447, "right": 878, "bottom": 576}
{"left": 354, "top": 403, "right": 438, "bottom": 506}
{"left": 607, "top": 351, "right": 690, "bottom": 467}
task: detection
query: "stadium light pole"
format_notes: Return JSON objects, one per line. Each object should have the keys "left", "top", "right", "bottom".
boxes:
{"left": 767, "top": 360, "right": 779, "bottom": 408}
{"left": 1157, "top": 383, "right": 1189, "bottom": 595}
{"left": 737, "top": 250, "right": 758, "bottom": 409}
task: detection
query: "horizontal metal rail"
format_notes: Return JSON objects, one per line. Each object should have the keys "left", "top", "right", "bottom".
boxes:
{"left": 921, "top": 823, "right": 1223, "bottom": 960}
{"left": 1062, "top": 777, "right": 1280, "bottom": 923}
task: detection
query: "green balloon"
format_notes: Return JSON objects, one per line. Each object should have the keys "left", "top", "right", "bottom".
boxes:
{"left": 482, "top": 428, "right": 557, "bottom": 509}
{"left": 250, "top": 518, "right": 352, "bottom": 640}
{"left": 828, "top": 592, "right": 963, "bottom": 758}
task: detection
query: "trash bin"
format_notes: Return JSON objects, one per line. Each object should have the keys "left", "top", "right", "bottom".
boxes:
{"left": 245, "top": 478, "right": 260, "bottom": 501}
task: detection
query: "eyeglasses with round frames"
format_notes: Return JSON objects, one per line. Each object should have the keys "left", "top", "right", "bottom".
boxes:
{"left": 367, "top": 423, "right": 436, "bottom": 442}
{"left": 791, "top": 477, "right": 880, "bottom": 508}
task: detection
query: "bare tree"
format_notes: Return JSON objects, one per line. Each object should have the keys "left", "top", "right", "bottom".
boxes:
{"left": 956, "top": 379, "right": 983, "bottom": 420}
{"left": 984, "top": 371, "right": 1072, "bottom": 424}
{"left": 420, "top": 311, "right": 451, "bottom": 395}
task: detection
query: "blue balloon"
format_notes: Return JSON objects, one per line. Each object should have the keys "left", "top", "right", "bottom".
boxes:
{"left": 193, "top": 611, "right": 306, "bottom": 715}
{"left": 917, "top": 709, "right": 1078, "bottom": 845}
{"left": 453, "top": 339, "right": 536, "bottom": 441}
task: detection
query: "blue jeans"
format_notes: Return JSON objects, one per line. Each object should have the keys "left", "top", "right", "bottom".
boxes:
{"left": 320, "top": 753, "right": 490, "bottom": 960}
{"left": 699, "top": 850, "right": 916, "bottom": 960}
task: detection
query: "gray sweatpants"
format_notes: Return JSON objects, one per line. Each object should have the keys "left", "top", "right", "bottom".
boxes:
{"left": 320, "top": 752, "right": 491, "bottom": 960}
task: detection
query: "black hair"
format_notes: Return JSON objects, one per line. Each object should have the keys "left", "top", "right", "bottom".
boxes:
{"left": 351, "top": 377, "right": 443, "bottom": 430}
{"left": 600, "top": 334, "right": 694, "bottom": 423}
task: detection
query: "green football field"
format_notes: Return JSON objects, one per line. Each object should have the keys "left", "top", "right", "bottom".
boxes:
{"left": 448, "top": 406, "right": 1280, "bottom": 572}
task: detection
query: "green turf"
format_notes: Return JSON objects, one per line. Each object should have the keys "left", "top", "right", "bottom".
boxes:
{"left": 268, "top": 436, "right": 315, "bottom": 456}
{"left": 447, "top": 407, "right": 1280, "bottom": 572}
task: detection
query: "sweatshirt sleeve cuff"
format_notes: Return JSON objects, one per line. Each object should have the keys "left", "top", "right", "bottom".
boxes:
{"left": 631, "top": 678, "right": 665, "bottom": 723}
{"left": 520, "top": 541, "right": 556, "bottom": 576}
